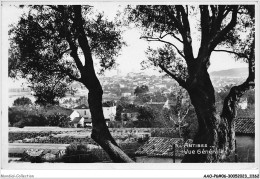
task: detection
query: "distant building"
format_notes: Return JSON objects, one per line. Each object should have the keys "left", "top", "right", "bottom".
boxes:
{"left": 102, "top": 102, "right": 117, "bottom": 121}
{"left": 235, "top": 117, "right": 255, "bottom": 162}
{"left": 70, "top": 117, "right": 85, "bottom": 128}
{"left": 69, "top": 111, "right": 80, "bottom": 120}
{"left": 238, "top": 97, "right": 248, "bottom": 109}
{"left": 69, "top": 103, "right": 116, "bottom": 127}
{"left": 72, "top": 104, "right": 91, "bottom": 118}
{"left": 135, "top": 137, "right": 192, "bottom": 163}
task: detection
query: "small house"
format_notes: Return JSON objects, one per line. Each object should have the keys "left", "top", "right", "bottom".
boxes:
{"left": 72, "top": 104, "right": 91, "bottom": 118}
{"left": 70, "top": 117, "right": 85, "bottom": 128}
{"left": 70, "top": 102, "right": 116, "bottom": 127}
{"left": 135, "top": 137, "right": 192, "bottom": 163}
{"left": 238, "top": 97, "right": 248, "bottom": 109}
{"left": 102, "top": 102, "right": 117, "bottom": 121}
{"left": 235, "top": 117, "right": 255, "bottom": 162}
{"left": 69, "top": 110, "right": 80, "bottom": 121}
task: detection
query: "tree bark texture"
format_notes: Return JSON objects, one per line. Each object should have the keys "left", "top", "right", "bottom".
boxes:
{"left": 182, "top": 68, "right": 220, "bottom": 162}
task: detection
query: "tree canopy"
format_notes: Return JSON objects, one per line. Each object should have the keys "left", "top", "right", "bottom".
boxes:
{"left": 8, "top": 5, "right": 126, "bottom": 105}
{"left": 8, "top": 5, "right": 133, "bottom": 162}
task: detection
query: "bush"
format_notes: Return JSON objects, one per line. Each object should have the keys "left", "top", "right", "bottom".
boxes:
{"left": 62, "top": 142, "right": 100, "bottom": 163}
{"left": 9, "top": 105, "right": 72, "bottom": 127}
{"left": 9, "top": 132, "right": 97, "bottom": 144}
{"left": 13, "top": 96, "right": 32, "bottom": 106}
{"left": 46, "top": 113, "right": 70, "bottom": 127}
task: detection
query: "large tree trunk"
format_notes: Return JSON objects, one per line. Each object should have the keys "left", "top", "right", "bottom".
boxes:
{"left": 83, "top": 74, "right": 133, "bottom": 162}
{"left": 219, "top": 54, "right": 255, "bottom": 162}
{"left": 88, "top": 88, "right": 134, "bottom": 163}
{"left": 80, "top": 46, "right": 133, "bottom": 163}
{"left": 72, "top": 6, "right": 134, "bottom": 163}
{"left": 182, "top": 57, "right": 254, "bottom": 163}
{"left": 182, "top": 68, "right": 220, "bottom": 162}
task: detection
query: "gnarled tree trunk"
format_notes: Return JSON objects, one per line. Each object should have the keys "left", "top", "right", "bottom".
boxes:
{"left": 182, "top": 53, "right": 254, "bottom": 163}
{"left": 182, "top": 68, "right": 220, "bottom": 162}
{"left": 71, "top": 6, "right": 134, "bottom": 163}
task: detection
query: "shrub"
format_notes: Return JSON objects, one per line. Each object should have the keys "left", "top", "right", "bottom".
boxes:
{"left": 62, "top": 142, "right": 100, "bottom": 163}
{"left": 9, "top": 105, "right": 72, "bottom": 127}
{"left": 13, "top": 96, "right": 32, "bottom": 106}
{"left": 46, "top": 113, "right": 70, "bottom": 127}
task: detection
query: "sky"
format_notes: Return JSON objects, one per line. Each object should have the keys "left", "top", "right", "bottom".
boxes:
{"left": 2, "top": 4, "right": 248, "bottom": 87}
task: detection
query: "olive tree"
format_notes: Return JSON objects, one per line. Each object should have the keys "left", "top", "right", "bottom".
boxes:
{"left": 9, "top": 5, "right": 133, "bottom": 162}
{"left": 127, "top": 5, "right": 255, "bottom": 162}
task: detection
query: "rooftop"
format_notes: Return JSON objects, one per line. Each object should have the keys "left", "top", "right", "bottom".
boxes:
{"left": 73, "top": 104, "right": 89, "bottom": 110}
{"left": 135, "top": 137, "right": 192, "bottom": 158}
{"left": 235, "top": 117, "right": 255, "bottom": 135}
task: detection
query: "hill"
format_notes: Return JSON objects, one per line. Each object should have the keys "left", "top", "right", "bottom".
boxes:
{"left": 210, "top": 67, "right": 248, "bottom": 77}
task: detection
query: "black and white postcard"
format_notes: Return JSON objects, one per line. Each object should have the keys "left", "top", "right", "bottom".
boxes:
{"left": 1, "top": 1, "right": 259, "bottom": 178}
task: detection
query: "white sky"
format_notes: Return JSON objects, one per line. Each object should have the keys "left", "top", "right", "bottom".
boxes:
{"left": 2, "top": 4, "right": 248, "bottom": 87}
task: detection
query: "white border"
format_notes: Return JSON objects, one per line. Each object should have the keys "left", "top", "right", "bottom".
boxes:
{"left": 1, "top": 0, "right": 260, "bottom": 178}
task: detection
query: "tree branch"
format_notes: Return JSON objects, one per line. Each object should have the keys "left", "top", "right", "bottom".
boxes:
{"left": 50, "top": 67, "right": 82, "bottom": 83}
{"left": 181, "top": 107, "right": 190, "bottom": 120}
{"left": 210, "top": 6, "right": 238, "bottom": 51}
{"left": 160, "top": 32, "right": 183, "bottom": 43}
{"left": 166, "top": 6, "right": 184, "bottom": 34}
{"left": 67, "top": 41, "right": 84, "bottom": 72}
{"left": 158, "top": 64, "right": 187, "bottom": 88}
{"left": 58, "top": 48, "right": 71, "bottom": 58}
{"left": 73, "top": 5, "right": 94, "bottom": 68}
{"left": 200, "top": 6, "right": 210, "bottom": 44}
{"left": 66, "top": 71, "right": 82, "bottom": 82}
{"left": 141, "top": 36, "right": 185, "bottom": 59}
{"left": 211, "top": 6, "right": 226, "bottom": 36}
{"left": 175, "top": 5, "right": 194, "bottom": 61}
{"left": 213, "top": 49, "right": 247, "bottom": 58}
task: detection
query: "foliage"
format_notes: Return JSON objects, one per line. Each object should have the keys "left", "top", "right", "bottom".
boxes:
{"left": 237, "top": 104, "right": 255, "bottom": 118}
{"left": 151, "top": 91, "right": 167, "bottom": 102}
{"left": 136, "top": 106, "right": 156, "bottom": 127}
{"left": 134, "top": 85, "right": 149, "bottom": 96}
{"left": 9, "top": 132, "right": 96, "bottom": 144}
{"left": 243, "top": 89, "right": 255, "bottom": 105}
{"left": 9, "top": 105, "right": 72, "bottom": 127}
{"left": 13, "top": 96, "right": 32, "bottom": 106}
{"left": 118, "top": 97, "right": 131, "bottom": 105}
{"left": 32, "top": 82, "right": 72, "bottom": 106}
{"left": 46, "top": 113, "right": 71, "bottom": 127}
{"left": 134, "top": 93, "right": 151, "bottom": 104}
{"left": 9, "top": 5, "right": 125, "bottom": 105}
{"left": 63, "top": 142, "right": 100, "bottom": 163}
